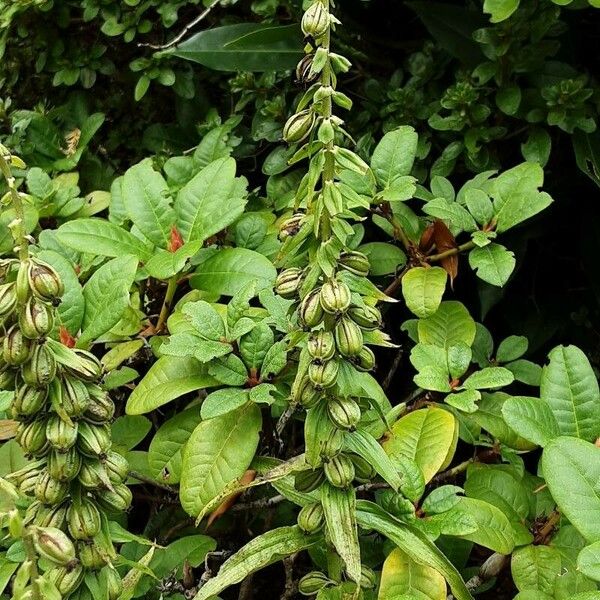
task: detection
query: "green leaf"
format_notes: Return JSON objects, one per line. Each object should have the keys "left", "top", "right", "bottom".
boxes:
{"left": 511, "top": 545, "right": 562, "bottom": 594}
{"left": 111, "top": 415, "right": 151, "bottom": 452}
{"left": 201, "top": 388, "right": 249, "bottom": 420}
{"left": 239, "top": 322, "right": 273, "bottom": 371}
{"left": 417, "top": 301, "right": 476, "bottom": 349}
{"left": 126, "top": 355, "right": 218, "bottom": 415}
{"left": 491, "top": 163, "right": 553, "bottom": 233}
{"left": 147, "top": 406, "right": 203, "bottom": 484}
{"left": 78, "top": 255, "right": 138, "bottom": 348}
{"left": 402, "top": 266, "right": 447, "bottom": 318}
{"left": 501, "top": 396, "right": 560, "bottom": 447}
{"left": 191, "top": 248, "right": 277, "bottom": 296}
{"left": 496, "top": 85, "right": 522, "bottom": 115}
{"left": 497, "top": 336, "right": 528, "bottom": 363}
{"left": 56, "top": 218, "right": 152, "bottom": 260}
{"left": 167, "top": 24, "right": 303, "bottom": 72}
{"left": 371, "top": 126, "right": 419, "bottom": 188}
{"left": 521, "top": 129, "right": 551, "bottom": 167}
{"left": 123, "top": 160, "right": 175, "bottom": 248}
{"left": 0, "top": 560, "right": 18, "bottom": 596}
{"left": 461, "top": 366, "right": 514, "bottom": 390}
{"left": 468, "top": 243, "right": 516, "bottom": 287}
{"left": 180, "top": 403, "right": 262, "bottom": 517}
{"left": 183, "top": 301, "right": 226, "bottom": 341}
{"left": 484, "top": 0, "right": 520, "bottom": 22}
{"left": 358, "top": 242, "right": 407, "bottom": 276}
{"left": 445, "top": 389, "right": 480, "bottom": 413}
{"left": 540, "top": 345, "right": 600, "bottom": 442}
{"left": 542, "top": 436, "right": 600, "bottom": 543}
{"left": 577, "top": 542, "right": 600, "bottom": 582}
{"left": 175, "top": 158, "right": 247, "bottom": 243}
{"left": 144, "top": 242, "right": 202, "bottom": 280}
{"left": 192, "top": 526, "right": 319, "bottom": 600}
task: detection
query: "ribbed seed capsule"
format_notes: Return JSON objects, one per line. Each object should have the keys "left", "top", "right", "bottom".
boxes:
{"left": 298, "top": 378, "right": 323, "bottom": 409}
{"left": 45, "top": 565, "right": 84, "bottom": 596}
{"left": 3, "top": 325, "right": 33, "bottom": 365}
{"left": 61, "top": 375, "right": 91, "bottom": 418}
{"left": 27, "top": 258, "right": 64, "bottom": 303}
{"left": 105, "top": 567, "right": 124, "bottom": 600}
{"left": 350, "top": 454, "right": 377, "bottom": 482}
{"left": 0, "top": 282, "right": 17, "bottom": 317}
{"left": 34, "top": 471, "right": 69, "bottom": 505}
{"left": 298, "top": 572, "right": 332, "bottom": 596}
{"left": 12, "top": 385, "right": 48, "bottom": 418}
{"left": 33, "top": 526, "right": 76, "bottom": 566}
{"left": 348, "top": 304, "right": 382, "bottom": 330}
{"left": 308, "top": 359, "right": 338, "bottom": 389}
{"left": 323, "top": 454, "right": 355, "bottom": 488}
{"left": 65, "top": 349, "right": 103, "bottom": 382}
{"left": 360, "top": 565, "right": 378, "bottom": 589}
{"left": 338, "top": 251, "right": 370, "bottom": 277}
{"left": 83, "top": 386, "right": 115, "bottom": 424}
{"left": 48, "top": 448, "right": 82, "bottom": 482}
{"left": 78, "top": 459, "right": 109, "bottom": 490}
{"left": 298, "top": 288, "right": 324, "bottom": 328}
{"left": 103, "top": 451, "right": 129, "bottom": 483}
{"left": 307, "top": 331, "right": 336, "bottom": 361}
{"left": 95, "top": 483, "right": 132, "bottom": 513}
{"left": 274, "top": 267, "right": 304, "bottom": 299}
{"left": 7, "top": 459, "right": 45, "bottom": 486}
{"left": 282, "top": 110, "right": 316, "bottom": 144}
{"left": 18, "top": 296, "right": 54, "bottom": 339}
{"left": 327, "top": 397, "right": 361, "bottom": 430}
{"left": 355, "top": 346, "right": 376, "bottom": 372}
{"left": 297, "top": 502, "right": 324, "bottom": 534}
{"left": 295, "top": 54, "right": 318, "bottom": 85}
{"left": 16, "top": 260, "right": 31, "bottom": 304}
{"left": 22, "top": 343, "right": 57, "bottom": 387}
{"left": 0, "top": 368, "right": 14, "bottom": 389}
{"left": 77, "top": 422, "right": 111, "bottom": 458}
{"left": 77, "top": 540, "right": 108, "bottom": 569}
{"left": 279, "top": 212, "right": 305, "bottom": 240}
{"left": 301, "top": 1, "right": 330, "bottom": 38}
{"left": 320, "top": 279, "right": 351, "bottom": 314}
{"left": 320, "top": 427, "right": 345, "bottom": 458}
{"left": 19, "top": 468, "right": 44, "bottom": 496}
{"left": 294, "top": 468, "right": 325, "bottom": 493}
{"left": 32, "top": 502, "right": 68, "bottom": 529}
{"left": 334, "top": 316, "right": 364, "bottom": 357}
{"left": 67, "top": 498, "right": 101, "bottom": 539}
{"left": 17, "top": 419, "right": 49, "bottom": 456}
{"left": 46, "top": 414, "right": 78, "bottom": 452}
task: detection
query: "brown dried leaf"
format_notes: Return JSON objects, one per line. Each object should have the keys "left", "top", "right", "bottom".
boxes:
{"left": 432, "top": 219, "right": 458, "bottom": 286}
{"left": 207, "top": 469, "right": 257, "bottom": 528}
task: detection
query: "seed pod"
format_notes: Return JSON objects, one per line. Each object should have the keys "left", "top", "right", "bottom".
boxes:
{"left": 0, "top": 367, "right": 14, "bottom": 389}
{"left": 298, "top": 288, "right": 324, "bottom": 328}
{"left": 297, "top": 502, "right": 324, "bottom": 534}
{"left": 294, "top": 468, "right": 325, "bottom": 493}
{"left": 350, "top": 454, "right": 377, "bottom": 482}
{"left": 33, "top": 526, "right": 76, "bottom": 566}
{"left": 61, "top": 375, "right": 91, "bottom": 417}
{"left": 17, "top": 419, "right": 49, "bottom": 457}
{"left": 22, "top": 343, "right": 57, "bottom": 387}
{"left": 105, "top": 567, "right": 124, "bottom": 600}
{"left": 275, "top": 267, "right": 304, "bottom": 299}
{"left": 27, "top": 258, "right": 64, "bottom": 303}
{"left": 46, "top": 414, "right": 78, "bottom": 452}
{"left": 0, "top": 282, "right": 17, "bottom": 317}
{"left": 32, "top": 502, "right": 68, "bottom": 529}
{"left": 348, "top": 304, "right": 382, "bottom": 330}
{"left": 65, "top": 349, "right": 103, "bottom": 382}
{"left": 83, "top": 386, "right": 115, "bottom": 424}
{"left": 95, "top": 483, "right": 132, "bottom": 513}
{"left": 360, "top": 565, "right": 377, "bottom": 589}
{"left": 78, "top": 458, "right": 110, "bottom": 490}
{"left": 279, "top": 212, "right": 305, "bottom": 240}
{"left": 3, "top": 325, "right": 33, "bottom": 365}
{"left": 295, "top": 54, "right": 318, "bottom": 85}
{"left": 18, "top": 296, "right": 54, "bottom": 339}
{"left": 338, "top": 251, "right": 370, "bottom": 277}
{"left": 354, "top": 346, "right": 376, "bottom": 372}
{"left": 282, "top": 110, "right": 316, "bottom": 144}
{"left": 34, "top": 471, "right": 69, "bottom": 505}
{"left": 320, "top": 427, "right": 345, "bottom": 459}
{"left": 327, "top": 396, "right": 361, "bottom": 430}
{"left": 7, "top": 459, "right": 46, "bottom": 486}
{"left": 308, "top": 359, "right": 338, "bottom": 389}
{"left": 299, "top": 378, "right": 323, "bottom": 409}
{"left": 12, "top": 385, "right": 48, "bottom": 418}
{"left": 324, "top": 454, "right": 355, "bottom": 488}
{"left": 45, "top": 564, "right": 84, "bottom": 597}
{"left": 16, "top": 260, "right": 31, "bottom": 304}
{"left": 298, "top": 572, "right": 332, "bottom": 596}
{"left": 67, "top": 498, "right": 101, "bottom": 539}
{"left": 334, "top": 316, "right": 364, "bottom": 357}
{"left": 77, "top": 540, "right": 107, "bottom": 569}
{"left": 19, "top": 468, "right": 43, "bottom": 496}
{"left": 320, "top": 279, "right": 351, "bottom": 314}
{"left": 48, "top": 447, "right": 82, "bottom": 482}
{"left": 301, "top": 1, "right": 329, "bottom": 38}
{"left": 77, "top": 422, "right": 111, "bottom": 458}
{"left": 307, "top": 331, "right": 335, "bottom": 361}
{"left": 103, "top": 451, "right": 129, "bottom": 483}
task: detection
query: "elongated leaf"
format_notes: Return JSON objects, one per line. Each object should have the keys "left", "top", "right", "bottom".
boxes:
{"left": 511, "top": 545, "right": 561, "bottom": 594}
{"left": 355, "top": 501, "right": 473, "bottom": 600}
{"left": 417, "top": 301, "right": 476, "bottom": 349}
{"left": 402, "top": 266, "right": 447, "bottom": 318}
{"left": 577, "top": 542, "right": 600, "bottom": 582}
{"left": 501, "top": 396, "right": 560, "bottom": 447}
{"left": 371, "top": 126, "right": 418, "bottom": 188}
{"left": 193, "top": 526, "right": 319, "bottom": 600}
{"left": 180, "top": 403, "right": 262, "bottom": 517}
{"left": 126, "top": 356, "right": 218, "bottom": 415}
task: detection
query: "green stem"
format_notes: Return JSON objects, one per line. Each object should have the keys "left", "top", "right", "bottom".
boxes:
{"left": 427, "top": 240, "right": 475, "bottom": 263}
{"left": 0, "top": 150, "right": 29, "bottom": 262}
{"left": 22, "top": 532, "right": 42, "bottom": 600}
{"left": 156, "top": 275, "right": 178, "bottom": 333}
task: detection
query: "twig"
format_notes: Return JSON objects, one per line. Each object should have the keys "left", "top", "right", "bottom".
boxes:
{"left": 448, "top": 552, "right": 509, "bottom": 598}
{"left": 238, "top": 574, "right": 254, "bottom": 600}
{"left": 355, "top": 482, "right": 390, "bottom": 493}
{"left": 129, "top": 470, "right": 176, "bottom": 492}
{"left": 275, "top": 401, "right": 298, "bottom": 442}
{"left": 155, "top": 275, "right": 178, "bottom": 333}
{"left": 139, "top": 0, "right": 220, "bottom": 50}
{"left": 281, "top": 553, "right": 299, "bottom": 600}
{"left": 430, "top": 458, "right": 474, "bottom": 485}
{"left": 230, "top": 494, "right": 285, "bottom": 513}
{"left": 426, "top": 240, "right": 475, "bottom": 263}
{"left": 383, "top": 265, "right": 409, "bottom": 297}
{"left": 382, "top": 347, "right": 403, "bottom": 391}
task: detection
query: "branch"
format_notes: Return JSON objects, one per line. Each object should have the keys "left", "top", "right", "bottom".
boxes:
{"left": 129, "top": 470, "right": 177, "bottom": 492}
{"left": 230, "top": 494, "right": 285, "bottom": 513}
{"left": 426, "top": 240, "right": 475, "bottom": 263}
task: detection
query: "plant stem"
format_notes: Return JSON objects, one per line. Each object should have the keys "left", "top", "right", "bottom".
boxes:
{"left": 0, "top": 150, "right": 29, "bottom": 262}
{"left": 431, "top": 458, "right": 474, "bottom": 484}
{"left": 389, "top": 214, "right": 412, "bottom": 251}
{"left": 156, "top": 275, "right": 178, "bottom": 333}
{"left": 22, "top": 532, "right": 42, "bottom": 600}
{"left": 427, "top": 240, "right": 475, "bottom": 263}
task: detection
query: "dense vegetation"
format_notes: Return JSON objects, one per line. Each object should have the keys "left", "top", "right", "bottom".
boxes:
{"left": 1, "top": 0, "right": 600, "bottom": 599}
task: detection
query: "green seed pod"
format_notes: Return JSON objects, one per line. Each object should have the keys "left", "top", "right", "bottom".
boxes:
{"left": 298, "top": 571, "right": 332, "bottom": 596}
{"left": 350, "top": 454, "right": 377, "bottom": 482}
{"left": 3, "top": 325, "right": 33, "bottom": 365}
{"left": 22, "top": 343, "right": 57, "bottom": 387}
{"left": 12, "top": 385, "right": 48, "bottom": 418}
{"left": 94, "top": 483, "right": 132, "bottom": 513}
{"left": 294, "top": 468, "right": 325, "bottom": 493}
{"left": 320, "top": 279, "right": 351, "bottom": 314}
{"left": 18, "top": 296, "right": 54, "bottom": 339}
{"left": 33, "top": 526, "right": 76, "bottom": 566}
{"left": 324, "top": 454, "right": 355, "bottom": 488}
{"left": 298, "top": 378, "right": 323, "bottom": 409}
{"left": 83, "top": 385, "right": 115, "bottom": 424}
{"left": 103, "top": 451, "right": 129, "bottom": 483}
{"left": 348, "top": 304, "right": 382, "bottom": 330}
{"left": 320, "top": 427, "right": 345, "bottom": 459}
{"left": 308, "top": 359, "right": 338, "bottom": 389}
{"left": 16, "top": 419, "right": 49, "bottom": 457}
{"left": 67, "top": 498, "right": 101, "bottom": 539}
{"left": 45, "top": 564, "right": 84, "bottom": 597}
{"left": 65, "top": 349, "right": 103, "bottom": 382}
{"left": 298, "top": 288, "right": 324, "bottom": 328}
{"left": 0, "top": 282, "right": 17, "bottom": 317}
{"left": 48, "top": 447, "right": 82, "bottom": 482}
{"left": 275, "top": 267, "right": 304, "bottom": 299}
{"left": 77, "top": 422, "right": 111, "bottom": 458}
{"left": 301, "top": 1, "right": 329, "bottom": 38}
{"left": 278, "top": 212, "right": 305, "bottom": 240}
{"left": 34, "top": 471, "right": 69, "bottom": 505}
{"left": 16, "top": 260, "right": 31, "bottom": 304}
{"left": 338, "top": 251, "right": 370, "bottom": 277}
{"left": 282, "top": 110, "right": 316, "bottom": 144}
{"left": 104, "top": 567, "right": 124, "bottom": 600}
{"left": 27, "top": 258, "right": 64, "bottom": 303}
{"left": 61, "top": 375, "right": 91, "bottom": 418}
{"left": 19, "top": 468, "right": 43, "bottom": 496}
{"left": 32, "top": 502, "right": 68, "bottom": 529}
{"left": 307, "top": 330, "right": 335, "bottom": 361}
{"left": 327, "top": 397, "right": 361, "bottom": 430}
{"left": 354, "top": 346, "right": 376, "bottom": 372}
{"left": 78, "top": 459, "right": 109, "bottom": 490}
{"left": 46, "top": 414, "right": 78, "bottom": 452}
{"left": 334, "top": 316, "right": 364, "bottom": 357}
{"left": 0, "top": 367, "right": 14, "bottom": 389}
{"left": 7, "top": 459, "right": 45, "bottom": 486}
{"left": 77, "top": 540, "right": 108, "bottom": 569}
{"left": 359, "top": 565, "right": 378, "bottom": 590}
{"left": 297, "top": 502, "right": 324, "bottom": 534}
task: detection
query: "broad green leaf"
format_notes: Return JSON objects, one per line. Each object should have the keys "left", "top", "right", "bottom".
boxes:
{"left": 358, "top": 242, "right": 407, "bottom": 276}
{"left": 371, "top": 126, "right": 419, "bottom": 188}
{"left": 542, "top": 436, "right": 600, "bottom": 543}
{"left": 123, "top": 160, "right": 175, "bottom": 248}
{"left": 78, "top": 255, "right": 138, "bottom": 348}
{"left": 468, "top": 243, "right": 515, "bottom": 287}
{"left": 484, "top": 0, "right": 520, "bottom": 22}
{"left": 501, "top": 396, "right": 560, "bottom": 447}
{"left": 201, "top": 388, "right": 249, "bottom": 420}
{"left": 421, "top": 485, "right": 463, "bottom": 514}
{"left": 182, "top": 301, "right": 226, "bottom": 341}
{"left": 577, "top": 542, "right": 600, "bottom": 582}
{"left": 383, "top": 407, "right": 458, "bottom": 483}
{"left": 0, "top": 560, "right": 18, "bottom": 595}
{"left": 540, "top": 345, "right": 600, "bottom": 442}
{"left": 144, "top": 241, "right": 202, "bottom": 280}
{"left": 151, "top": 535, "right": 216, "bottom": 578}
{"left": 126, "top": 356, "right": 218, "bottom": 415}
{"left": 175, "top": 158, "right": 247, "bottom": 243}
{"left": 192, "top": 526, "right": 319, "bottom": 600}
{"left": 511, "top": 545, "right": 561, "bottom": 594}
{"left": 111, "top": 415, "right": 151, "bottom": 452}
{"left": 56, "top": 218, "right": 152, "bottom": 260}
{"left": 497, "top": 336, "right": 528, "bottom": 363}
{"left": 379, "top": 547, "right": 446, "bottom": 599}
{"left": 417, "top": 301, "right": 476, "bottom": 349}
{"left": 461, "top": 366, "right": 514, "bottom": 390}
{"left": 402, "top": 267, "right": 447, "bottom": 318}
{"left": 239, "top": 322, "right": 273, "bottom": 371}
{"left": 147, "top": 406, "right": 203, "bottom": 484}
{"left": 191, "top": 248, "right": 277, "bottom": 296}
{"left": 180, "top": 403, "right": 261, "bottom": 517}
